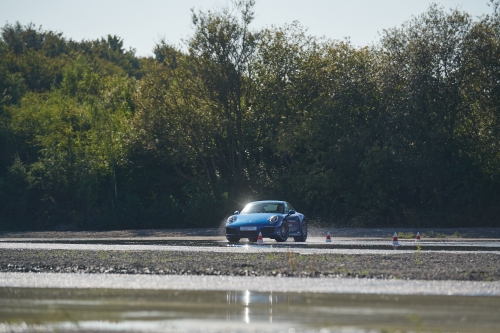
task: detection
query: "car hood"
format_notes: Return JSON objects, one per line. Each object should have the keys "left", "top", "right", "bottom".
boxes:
{"left": 229, "top": 213, "right": 278, "bottom": 226}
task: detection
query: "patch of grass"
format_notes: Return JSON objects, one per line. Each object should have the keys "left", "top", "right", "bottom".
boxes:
{"left": 314, "top": 255, "right": 328, "bottom": 262}
{"left": 308, "top": 253, "right": 319, "bottom": 275}
{"left": 96, "top": 251, "right": 109, "bottom": 259}
{"left": 265, "top": 253, "right": 279, "bottom": 261}
{"left": 397, "top": 232, "right": 415, "bottom": 239}
{"left": 414, "top": 242, "right": 423, "bottom": 265}
{"left": 119, "top": 252, "right": 130, "bottom": 260}
{"left": 331, "top": 267, "right": 349, "bottom": 275}
{"left": 422, "top": 230, "right": 447, "bottom": 238}
{"left": 399, "top": 230, "right": 462, "bottom": 239}
{"left": 288, "top": 251, "right": 297, "bottom": 272}
{"left": 335, "top": 255, "right": 352, "bottom": 262}
{"left": 296, "top": 254, "right": 309, "bottom": 261}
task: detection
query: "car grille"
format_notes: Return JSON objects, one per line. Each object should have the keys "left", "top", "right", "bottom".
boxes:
{"left": 240, "top": 227, "right": 275, "bottom": 237}
{"left": 226, "top": 227, "right": 238, "bottom": 235}
{"left": 261, "top": 226, "right": 275, "bottom": 235}
{"left": 240, "top": 231, "right": 258, "bottom": 237}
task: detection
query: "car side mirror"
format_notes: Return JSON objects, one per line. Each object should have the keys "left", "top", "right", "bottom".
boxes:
{"left": 288, "top": 210, "right": 296, "bottom": 215}
{"left": 234, "top": 211, "right": 239, "bottom": 215}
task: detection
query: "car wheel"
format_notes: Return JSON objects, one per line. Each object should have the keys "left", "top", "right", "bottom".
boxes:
{"left": 294, "top": 219, "right": 307, "bottom": 242}
{"left": 226, "top": 237, "right": 241, "bottom": 243}
{"left": 276, "top": 221, "right": 289, "bottom": 242}
{"left": 248, "top": 237, "right": 258, "bottom": 243}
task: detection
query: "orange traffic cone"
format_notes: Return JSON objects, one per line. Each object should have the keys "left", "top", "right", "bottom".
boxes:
{"left": 416, "top": 232, "right": 421, "bottom": 243}
{"left": 326, "top": 231, "right": 332, "bottom": 242}
{"left": 257, "top": 231, "right": 264, "bottom": 245}
{"left": 392, "top": 232, "right": 399, "bottom": 249}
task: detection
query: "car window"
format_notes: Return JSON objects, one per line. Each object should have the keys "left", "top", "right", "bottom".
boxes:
{"left": 241, "top": 202, "right": 284, "bottom": 214}
{"left": 286, "top": 202, "right": 295, "bottom": 212}
{"left": 273, "top": 203, "right": 284, "bottom": 214}
{"left": 240, "top": 203, "right": 262, "bottom": 214}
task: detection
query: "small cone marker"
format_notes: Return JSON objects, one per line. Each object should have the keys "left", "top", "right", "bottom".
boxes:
{"left": 257, "top": 231, "right": 264, "bottom": 245}
{"left": 326, "top": 231, "right": 332, "bottom": 242}
{"left": 392, "top": 232, "right": 399, "bottom": 249}
{"left": 415, "top": 232, "right": 421, "bottom": 243}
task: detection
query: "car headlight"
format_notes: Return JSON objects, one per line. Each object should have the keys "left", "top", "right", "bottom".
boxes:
{"left": 227, "top": 216, "right": 236, "bottom": 224}
{"left": 268, "top": 215, "right": 279, "bottom": 223}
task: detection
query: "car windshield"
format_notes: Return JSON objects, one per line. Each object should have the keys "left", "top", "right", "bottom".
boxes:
{"left": 241, "top": 202, "right": 284, "bottom": 214}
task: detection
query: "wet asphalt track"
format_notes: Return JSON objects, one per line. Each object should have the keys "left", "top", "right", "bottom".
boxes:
{"left": 1, "top": 237, "right": 500, "bottom": 254}
{"left": 1, "top": 272, "right": 500, "bottom": 295}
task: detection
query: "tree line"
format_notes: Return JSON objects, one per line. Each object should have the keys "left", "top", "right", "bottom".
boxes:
{"left": 1, "top": 1, "right": 499, "bottom": 231}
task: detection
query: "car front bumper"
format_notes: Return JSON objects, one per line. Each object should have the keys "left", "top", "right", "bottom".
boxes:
{"left": 226, "top": 225, "right": 278, "bottom": 239}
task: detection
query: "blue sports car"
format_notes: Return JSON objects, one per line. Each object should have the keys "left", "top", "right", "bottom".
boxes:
{"left": 225, "top": 200, "right": 307, "bottom": 243}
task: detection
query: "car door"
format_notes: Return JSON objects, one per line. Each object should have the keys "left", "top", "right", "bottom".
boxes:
{"left": 285, "top": 202, "right": 299, "bottom": 233}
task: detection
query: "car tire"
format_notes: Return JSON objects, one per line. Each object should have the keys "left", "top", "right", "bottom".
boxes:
{"left": 248, "top": 237, "right": 258, "bottom": 243}
{"left": 294, "top": 219, "right": 307, "bottom": 242}
{"left": 276, "top": 221, "right": 289, "bottom": 242}
{"left": 226, "top": 237, "right": 241, "bottom": 242}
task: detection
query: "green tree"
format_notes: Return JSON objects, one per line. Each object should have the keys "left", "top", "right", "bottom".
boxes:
{"left": 3, "top": 58, "right": 134, "bottom": 229}
{"left": 374, "top": 4, "right": 500, "bottom": 225}
{"left": 188, "top": 0, "right": 258, "bottom": 188}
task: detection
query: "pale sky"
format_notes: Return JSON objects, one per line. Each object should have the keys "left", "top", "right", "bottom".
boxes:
{"left": 0, "top": 0, "right": 492, "bottom": 57}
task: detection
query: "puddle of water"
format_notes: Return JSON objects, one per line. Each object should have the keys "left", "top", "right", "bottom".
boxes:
{"left": 1, "top": 287, "right": 499, "bottom": 332}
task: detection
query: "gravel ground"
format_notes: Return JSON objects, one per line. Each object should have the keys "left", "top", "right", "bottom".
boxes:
{"left": 1, "top": 249, "right": 499, "bottom": 281}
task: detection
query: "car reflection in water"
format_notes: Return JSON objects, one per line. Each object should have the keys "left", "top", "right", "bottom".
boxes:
{"left": 226, "top": 290, "right": 294, "bottom": 325}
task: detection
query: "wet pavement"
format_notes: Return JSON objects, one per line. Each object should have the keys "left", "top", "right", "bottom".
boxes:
{"left": 1, "top": 282, "right": 500, "bottom": 333}
{"left": 1, "top": 238, "right": 500, "bottom": 254}
{"left": 2, "top": 272, "right": 500, "bottom": 295}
